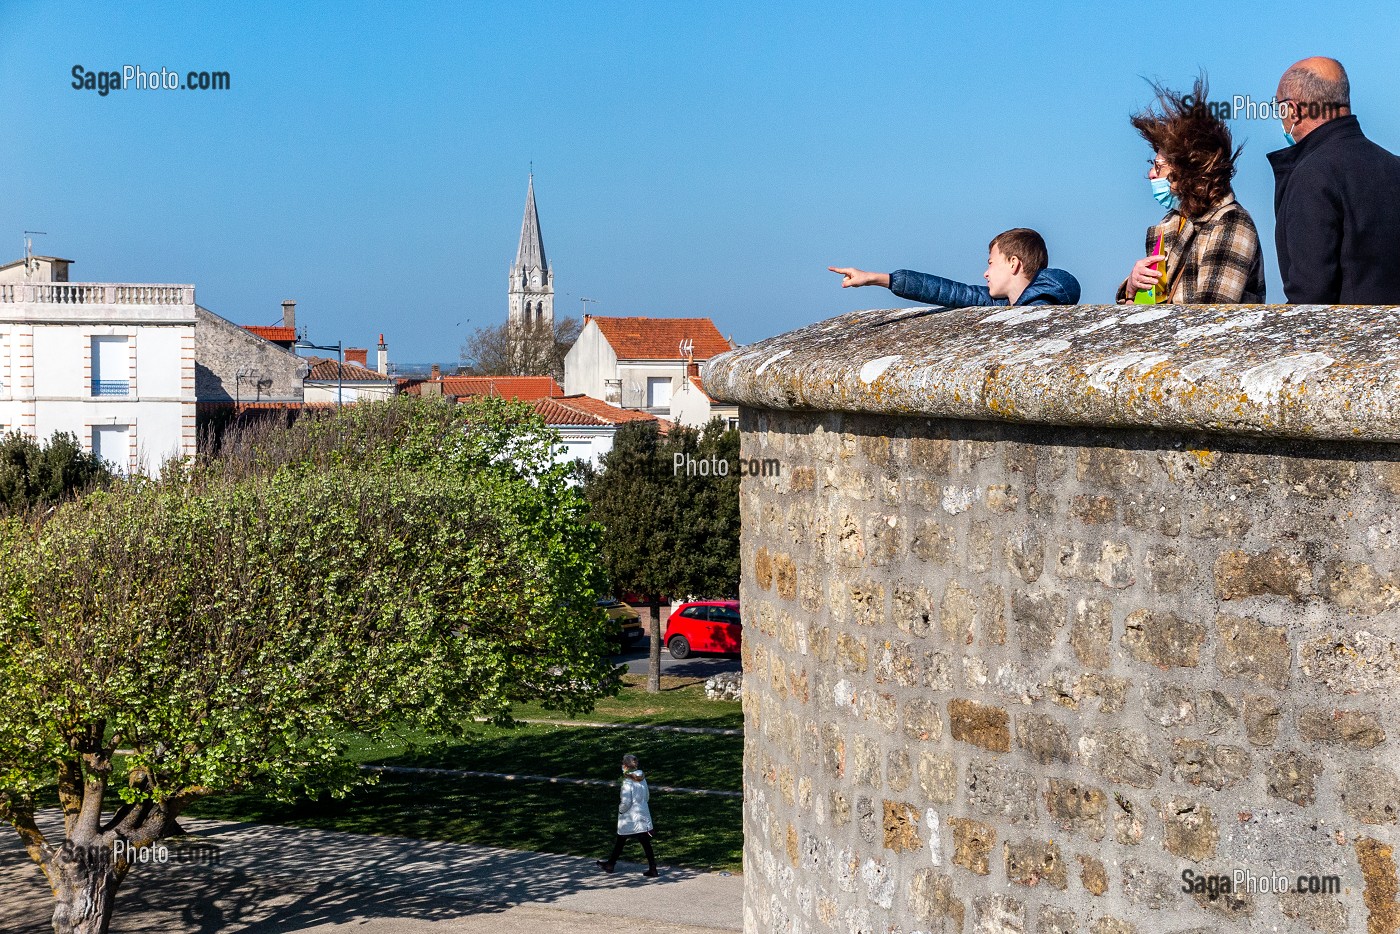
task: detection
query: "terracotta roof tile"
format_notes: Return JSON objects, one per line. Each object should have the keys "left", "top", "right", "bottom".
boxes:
{"left": 441, "top": 376, "right": 564, "bottom": 401}
{"left": 243, "top": 325, "right": 297, "bottom": 343}
{"left": 589, "top": 316, "right": 733, "bottom": 360}
{"left": 527, "top": 395, "right": 664, "bottom": 427}
{"left": 304, "top": 357, "right": 395, "bottom": 382}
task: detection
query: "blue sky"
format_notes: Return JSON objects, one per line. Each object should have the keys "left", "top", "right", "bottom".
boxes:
{"left": 1, "top": 1, "right": 1396, "bottom": 364}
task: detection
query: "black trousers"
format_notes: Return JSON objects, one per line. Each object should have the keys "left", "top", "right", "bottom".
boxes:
{"left": 606, "top": 831, "right": 657, "bottom": 869}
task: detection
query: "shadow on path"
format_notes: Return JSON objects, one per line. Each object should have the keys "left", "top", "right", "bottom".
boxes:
{"left": 0, "top": 814, "right": 741, "bottom": 933}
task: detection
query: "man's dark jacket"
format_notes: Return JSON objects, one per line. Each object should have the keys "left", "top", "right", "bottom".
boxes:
{"left": 889, "top": 267, "right": 1080, "bottom": 308}
{"left": 1268, "top": 115, "right": 1400, "bottom": 303}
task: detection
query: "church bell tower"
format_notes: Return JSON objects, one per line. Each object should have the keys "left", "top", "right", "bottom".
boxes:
{"left": 508, "top": 174, "right": 553, "bottom": 332}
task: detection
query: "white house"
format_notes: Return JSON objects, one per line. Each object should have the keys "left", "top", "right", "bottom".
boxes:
{"left": 526, "top": 393, "right": 668, "bottom": 469}
{"left": 563, "top": 315, "right": 738, "bottom": 427}
{"left": 0, "top": 261, "right": 196, "bottom": 473}
{"left": 301, "top": 356, "right": 398, "bottom": 404}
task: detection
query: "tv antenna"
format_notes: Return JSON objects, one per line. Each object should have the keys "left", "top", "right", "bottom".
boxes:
{"left": 23, "top": 231, "right": 46, "bottom": 276}
{"left": 679, "top": 338, "right": 694, "bottom": 361}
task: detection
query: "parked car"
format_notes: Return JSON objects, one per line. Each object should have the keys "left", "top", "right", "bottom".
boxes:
{"left": 663, "top": 600, "right": 741, "bottom": 659}
{"left": 599, "top": 596, "right": 644, "bottom": 651}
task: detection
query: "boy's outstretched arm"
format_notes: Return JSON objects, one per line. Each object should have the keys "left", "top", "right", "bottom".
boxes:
{"left": 829, "top": 266, "right": 891, "bottom": 288}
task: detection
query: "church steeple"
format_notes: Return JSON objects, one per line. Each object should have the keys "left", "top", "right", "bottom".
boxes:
{"left": 509, "top": 174, "right": 553, "bottom": 331}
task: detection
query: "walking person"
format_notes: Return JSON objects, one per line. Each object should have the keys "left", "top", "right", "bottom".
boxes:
{"left": 596, "top": 754, "right": 659, "bottom": 877}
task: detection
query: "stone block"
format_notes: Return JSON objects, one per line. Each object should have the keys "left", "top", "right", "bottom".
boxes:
{"left": 1055, "top": 540, "right": 1136, "bottom": 588}
{"left": 1123, "top": 609, "right": 1205, "bottom": 668}
{"left": 1161, "top": 797, "right": 1218, "bottom": 861}
{"left": 1017, "top": 712, "right": 1074, "bottom": 765}
{"left": 1037, "top": 905, "right": 1077, "bottom": 934}
{"left": 886, "top": 748, "right": 911, "bottom": 792}
{"left": 966, "top": 759, "right": 1039, "bottom": 824}
{"left": 754, "top": 546, "right": 773, "bottom": 590}
{"left": 1341, "top": 767, "right": 1400, "bottom": 825}
{"left": 1070, "top": 494, "right": 1117, "bottom": 524}
{"left": 875, "top": 640, "right": 917, "bottom": 687}
{"left": 774, "top": 552, "right": 798, "bottom": 599}
{"left": 1005, "top": 526, "right": 1043, "bottom": 583}
{"left": 1012, "top": 589, "right": 1066, "bottom": 653}
{"left": 1215, "top": 614, "right": 1292, "bottom": 689}
{"left": 917, "top": 750, "right": 958, "bottom": 805}
{"left": 1265, "top": 750, "right": 1323, "bottom": 806}
{"left": 1169, "top": 739, "right": 1250, "bottom": 791}
{"left": 883, "top": 800, "right": 923, "bottom": 852}
{"left": 1297, "top": 707, "right": 1387, "bottom": 749}
{"left": 1070, "top": 597, "right": 1113, "bottom": 668}
{"left": 940, "top": 580, "right": 977, "bottom": 645}
{"left": 903, "top": 696, "right": 943, "bottom": 742}
{"left": 949, "top": 699, "right": 1010, "bottom": 752}
{"left": 1142, "top": 682, "right": 1196, "bottom": 727}
{"left": 949, "top": 816, "right": 995, "bottom": 875}
{"left": 1045, "top": 778, "right": 1107, "bottom": 840}
{"left": 910, "top": 516, "right": 957, "bottom": 564}
{"left": 1003, "top": 837, "right": 1067, "bottom": 889}
{"left": 1080, "top": 728, "right": 1162, "bottom": 788}
{"left": 892, "top": 584, "right": 934, "bottom": 639}
{"left": 1120, "top": 858, "right": 1176, "bottom": 909}
{"left": 1355, "top": 837, "right": 1399, "bottom": 934}
{"left": 972, "top": 894, "right": 1026, "bottom": 934}
{"left": 1302, "top": 630, "right": 1400, "bottom": 695}
{"left": 1146, "top": 545, "right": 1196, "bottom": 594}
{"left": 1078, "top": 854, "right": 1109, "bottom": 895}
{"left": 1319, "top": 560, "right": 1400, "bottom": 614}
{"left": 1214, "top": 548, "right": 1313, "bottom": 601}
{"left": 907, "top": 868, "right": 966, "bottom": 933}
{"left": 1243, "top": 694, "right": 1283, "bottom": 746}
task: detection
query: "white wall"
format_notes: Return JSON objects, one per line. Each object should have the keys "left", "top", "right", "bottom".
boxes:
{"left": 303, "top": 382, "right": 397, "bottom": 404}
{"left": 563, "top": 320, "right": 618, "bottom": 399}
{"left": 0, "top": 285, "right": 197, "bottom": 471}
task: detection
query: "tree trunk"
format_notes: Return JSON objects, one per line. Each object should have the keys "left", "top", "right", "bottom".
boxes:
{"left": 45, "top": 841, "right": 126, "bottom": 934}
{"left": 647, "top": 596, "right": 662, "bottom": 694}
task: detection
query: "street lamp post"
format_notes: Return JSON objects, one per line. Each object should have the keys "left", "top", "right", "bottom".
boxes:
{"left": 294, "top": 340, "right": 344, "bottom": 410}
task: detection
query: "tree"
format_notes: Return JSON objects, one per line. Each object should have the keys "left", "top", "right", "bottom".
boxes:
{"left": 0, "top": 396, "right": 617, "bottom": 934}
{"left": 0, "top": 430, "right": 112, "bottom": 515}
{"left": 459, "top": 316, "right": 581, "bottom": 383}
{"left": 583, "top": 418, "right": 740, "bottom": 692}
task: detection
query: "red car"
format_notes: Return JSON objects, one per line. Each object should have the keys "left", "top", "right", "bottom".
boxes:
{"left": 664, "top": 600, "right": 741, "bottom": 659}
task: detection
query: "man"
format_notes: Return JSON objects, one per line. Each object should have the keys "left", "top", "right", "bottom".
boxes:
{"left": 1268, "top": 57, "right": 1400, "bottom": 303}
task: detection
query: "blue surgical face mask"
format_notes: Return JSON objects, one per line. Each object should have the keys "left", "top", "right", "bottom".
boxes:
{"left": 1150, "top": 176, "right": 1179, "bottom": 212}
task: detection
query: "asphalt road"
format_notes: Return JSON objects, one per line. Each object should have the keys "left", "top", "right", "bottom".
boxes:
{"left": 612, "top": 636, "right": 741, "bottom": 681}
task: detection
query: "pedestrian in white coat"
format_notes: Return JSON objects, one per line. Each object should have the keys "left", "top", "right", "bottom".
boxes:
{"left": 596, "top": 753, "right": 659, "bottom": 876}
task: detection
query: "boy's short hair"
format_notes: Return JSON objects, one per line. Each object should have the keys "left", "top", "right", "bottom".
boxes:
{"left": 989, "top": 228, "right": 1048, "bottom": 279}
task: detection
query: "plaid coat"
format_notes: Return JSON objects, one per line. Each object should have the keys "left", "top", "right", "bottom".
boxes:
{"left": 1118, "top": 195, "right": 1266, "bottom": 303}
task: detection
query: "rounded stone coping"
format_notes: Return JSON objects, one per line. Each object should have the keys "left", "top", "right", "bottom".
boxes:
{"left": 701, "top": 303, "right": 1400, "bottom": 442}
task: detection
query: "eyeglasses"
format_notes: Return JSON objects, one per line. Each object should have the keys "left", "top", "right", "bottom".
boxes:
{"left": 1146, "top": 158, "right": 1171, "bottom": 179}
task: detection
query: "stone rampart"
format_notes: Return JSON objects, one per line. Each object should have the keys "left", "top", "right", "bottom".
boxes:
{"left": 704, "top": 303, "right": 1400, "bottom": 934}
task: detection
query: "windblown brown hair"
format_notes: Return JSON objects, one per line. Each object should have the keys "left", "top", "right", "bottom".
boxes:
{"left": 1130, "top": 76, "right": 1240, "bottom": 220}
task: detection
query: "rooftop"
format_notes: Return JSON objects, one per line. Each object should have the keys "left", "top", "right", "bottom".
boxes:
{"left": 529, "top": 394, "right": 671, "bottom": 429}
{"left": 589, "top": 315, "right": 733, "bottom": 361}
{"left": 303, "top": 357, "right": 396, "bottom": 383}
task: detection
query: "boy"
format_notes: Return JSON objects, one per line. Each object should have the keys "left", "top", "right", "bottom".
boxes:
{"left": 829, "top": 228, "right": 1080, "bottom": 308}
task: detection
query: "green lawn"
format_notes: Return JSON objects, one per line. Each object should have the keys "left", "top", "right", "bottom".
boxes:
{"left": 182, "top": 672, "right": 746, "bottom": 872}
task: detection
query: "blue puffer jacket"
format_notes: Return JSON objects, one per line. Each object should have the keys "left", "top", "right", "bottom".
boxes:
{"left": 889, "top": 267, "right": 1081, "bottom": 308}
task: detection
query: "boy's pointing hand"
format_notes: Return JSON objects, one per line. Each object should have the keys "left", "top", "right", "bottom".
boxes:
{"left": 828, "top": 267, "right": 890, "bottom": 288}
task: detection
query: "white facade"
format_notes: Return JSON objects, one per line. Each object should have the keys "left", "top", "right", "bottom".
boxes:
{"left": 0, "top": 280, "right": 197, "bottom": 473}
{"left": 550, "top": 425, "right": 615, "bottom": 471}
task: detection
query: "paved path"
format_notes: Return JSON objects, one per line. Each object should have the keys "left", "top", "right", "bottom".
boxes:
{"left": 507, "top": 718, "right": 742, "bottom": 736}
{"left": 1, "top": 814, "right": 742, "bottom": 933}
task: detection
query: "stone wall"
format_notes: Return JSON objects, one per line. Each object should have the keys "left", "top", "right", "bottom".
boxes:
{"left": 704, "top": 303, "right": 1400, "bottom": 934}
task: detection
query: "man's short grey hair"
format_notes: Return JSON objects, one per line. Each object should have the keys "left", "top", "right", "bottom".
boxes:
{"left": 1280, "top": 60, "right": 1351, "bottom": 107}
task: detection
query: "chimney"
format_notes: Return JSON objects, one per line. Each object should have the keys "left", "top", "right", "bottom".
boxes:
{"left": 687, "top": 360, "right": 700, "bottom": 379}
{"left": 345, "top": 348, "right": 368, "bottom": 368}
{"left": 281, "top": 300, "right": 296, "bottom": 331}
{"left": 430, "top": 364, "right": 441, "bottom": 381}
{"left": 377, "top": 333, "right": 388, "bottom": 375}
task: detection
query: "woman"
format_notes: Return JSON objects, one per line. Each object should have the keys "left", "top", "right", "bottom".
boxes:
{"left": 1119, "top": 77, "right": 1266, "bottom": 304}
{"left": 596, "top": 753, "right": 659, "bottom": 877}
